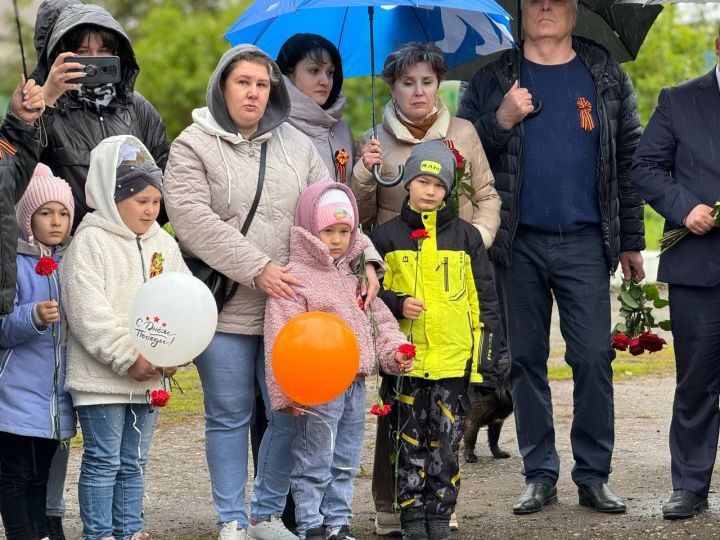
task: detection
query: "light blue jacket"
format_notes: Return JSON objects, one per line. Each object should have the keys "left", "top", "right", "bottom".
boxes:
{"left": 0, "top": 241, "right": 76, "bottom": 439}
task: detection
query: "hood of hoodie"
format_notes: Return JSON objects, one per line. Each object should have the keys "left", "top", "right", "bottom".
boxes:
{"left": 285, "top": 75, "right": 346, "bottom": 135}
{"left": 45, "top": 4, "right": 139, "bottom": 100}
{"left": 81, "top": 134, "right": 161, "bottom": 240}
{"left": 294, "top": 181, "right": 359, "bottom": 242}
{"left": 30, "top": 0, "right": 84, "bottom": 84}
{"left": 16, "top": 238, "right": 69, "bottom": 258}
{"left": 205, "top": 44, "right": 290, "bottom": 140}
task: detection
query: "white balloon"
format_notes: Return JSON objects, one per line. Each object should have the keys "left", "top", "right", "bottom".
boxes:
{"left": 128, "top": 272, "right": 218, "bottom": 367}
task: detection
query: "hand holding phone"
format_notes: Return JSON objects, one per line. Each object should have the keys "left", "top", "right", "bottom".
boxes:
{"left": 63, "top": 56, "right": 121, "bottom": 84}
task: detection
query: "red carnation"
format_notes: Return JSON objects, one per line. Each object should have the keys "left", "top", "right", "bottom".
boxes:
{"left": 450, "top": 148, "right": 464, "bottom": 170}
{"left": 370, "top": 403, "right": 392, "bottom": 416}
{"left": 410, "top": 230, "right": 430, "bottom": 241}
{"left": 628, "top": 338, "right": 644, "bottom": 356}
{"left": 150, "top": 389, "right": 170, "bottom": 407}
{"left": 639, "top": 331, "right": 667, "bottom": 353}
{"left": 35, "top": 257, "right": 58, "bottom": 277}
{"left": 611, "top": 333, "right": 630, "bottom": 351}
{"left": 398, "top": 343, "right": 416, "bottom": 359}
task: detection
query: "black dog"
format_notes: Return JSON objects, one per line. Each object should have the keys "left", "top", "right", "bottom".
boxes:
{"left": 463, "top": 356, "right": 513, "bottom": 462}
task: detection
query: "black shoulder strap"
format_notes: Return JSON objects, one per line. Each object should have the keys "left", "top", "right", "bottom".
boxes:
{"left": 241, "top": 141, "right": 267, "bottom": 235}
{"left": 224, "top": 141, "right": 268, "bottom": 302}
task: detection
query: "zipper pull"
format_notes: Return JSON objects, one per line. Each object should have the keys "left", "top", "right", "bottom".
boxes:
{"left": 136, "top": 236, "right": 148, "bottom": 282}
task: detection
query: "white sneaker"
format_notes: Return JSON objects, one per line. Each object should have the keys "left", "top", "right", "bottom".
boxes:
{"left": 219, "top": 521, "right": 247, "bottom": 540}
{"left": 247, "top": 516, "right": 298, "bottom": 540}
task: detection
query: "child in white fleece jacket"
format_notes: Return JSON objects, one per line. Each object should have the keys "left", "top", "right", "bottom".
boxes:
{"left": 60, "top": 134, "right": 188, "bottom": 540}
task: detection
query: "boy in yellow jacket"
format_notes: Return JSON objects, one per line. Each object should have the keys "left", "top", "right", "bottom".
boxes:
{"left": 368, "top": 140, "right": 502, "bottom": 540}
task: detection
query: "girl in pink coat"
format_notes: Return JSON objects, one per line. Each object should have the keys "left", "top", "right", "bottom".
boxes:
{"left": 264, "top": 182, "right": 412, "bottom": 540}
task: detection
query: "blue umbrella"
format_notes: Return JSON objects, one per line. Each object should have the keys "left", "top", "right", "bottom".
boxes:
{"left": 225, "top": 0, "right": 513, "bottom": 78}
{"left": 225, "top": 0, "right": 513, "bottom": 186}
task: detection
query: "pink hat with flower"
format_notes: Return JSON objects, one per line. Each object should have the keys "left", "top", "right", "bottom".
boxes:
{"left": 16, "top": 164, "right": 75, "bottom": 245}
{"left": 314, "top": 188, "right": 355, "bottom": 232}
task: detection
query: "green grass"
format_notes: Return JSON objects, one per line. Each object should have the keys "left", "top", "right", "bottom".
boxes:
{"left": 645, "top": 205, "right": 665, "bottom": 251}
{"left": 161, "top": 366, "right": 205, "bottom": 424}
{"left": 548, "top": 345, "right": 675, "bottom": 381}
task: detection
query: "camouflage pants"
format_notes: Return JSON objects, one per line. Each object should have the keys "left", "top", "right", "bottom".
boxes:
{"left": 392, "top": 377, "right": 468, "bottom": 517}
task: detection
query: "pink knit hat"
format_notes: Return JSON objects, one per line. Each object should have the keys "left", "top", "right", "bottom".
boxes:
{"left": 315, "top": 188, "right": 355, "bottom": 232}
{"left": 16, "top": 164, "right": 75, "bottom": 244}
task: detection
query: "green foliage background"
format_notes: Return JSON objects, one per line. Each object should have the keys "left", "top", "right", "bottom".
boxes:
{"left": 1, "top": 2, "right": 717, "bottom": 248}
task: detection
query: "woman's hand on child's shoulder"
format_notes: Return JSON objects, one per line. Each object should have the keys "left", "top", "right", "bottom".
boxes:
{"left": 35, "top": 300, "right": 59, "bottom": 326}
{"left": 128, "top": 355, "right": 158, "bottom": 382}
{"left": 395, "top": 352, "right": 414, "bottom": 373}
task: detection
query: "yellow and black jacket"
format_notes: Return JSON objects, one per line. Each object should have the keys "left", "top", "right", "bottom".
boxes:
{"left": 368, "top": 199, "right": 501, "bottom": 384}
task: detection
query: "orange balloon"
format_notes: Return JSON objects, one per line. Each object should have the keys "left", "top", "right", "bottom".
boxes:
{"left": 272, "top": 311, "right": 360, "bottom": 406}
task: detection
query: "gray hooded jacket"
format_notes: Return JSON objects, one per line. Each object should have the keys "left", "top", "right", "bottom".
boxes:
{"left": 164, "top": 45, "right": 332, "bottom": 335}
{"left": 37, "top": 3, "right": 170, "bottom": 230}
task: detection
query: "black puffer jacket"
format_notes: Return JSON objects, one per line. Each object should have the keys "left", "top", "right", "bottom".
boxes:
{"left": 457, "top": 37, "right": 645, "bottom": 271}
{"left": 0, "top": 114, "right": 41, "bottom": 315}
{"left": 37, "top": 4, "right": 169, "bottom": 229}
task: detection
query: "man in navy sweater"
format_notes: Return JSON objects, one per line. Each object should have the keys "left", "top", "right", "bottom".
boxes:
{"left": 457, "top": 0, "right": 645, "bottom": 515}
{"left": 631, "top": 30, "right": 720, "bottom": 520}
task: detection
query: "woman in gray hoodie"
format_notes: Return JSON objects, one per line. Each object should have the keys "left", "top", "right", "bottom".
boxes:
{"left": 164, "top": 44, "right": 384, "bottom": 540}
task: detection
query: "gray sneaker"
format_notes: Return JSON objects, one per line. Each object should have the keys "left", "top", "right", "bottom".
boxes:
{"left": 247, "top": 516, "right": 298, "bottom": 540}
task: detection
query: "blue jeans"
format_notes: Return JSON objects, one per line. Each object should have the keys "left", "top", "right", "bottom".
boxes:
{"left": 291, "top": 379, "right": 365, "bottom": 537}
{"left": 196, "top": 332, "right": 295, "bottom": 527}
{"left": 76, "top": 404, "right": 157, "bottom": 540}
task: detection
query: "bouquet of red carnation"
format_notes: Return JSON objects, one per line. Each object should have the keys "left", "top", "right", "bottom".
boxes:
{"left": 149, "top": 389, "right": 170, "bottom": 407}
{"left": 146, "top": 369, "right": 182, "bottom": 410}
{"left": 611, "top": 280, "right": 669, "bottom": 356}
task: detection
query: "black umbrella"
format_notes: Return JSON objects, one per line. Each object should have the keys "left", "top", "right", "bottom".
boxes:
{"left": 615, "top": 0, "right": 716, "bottom": 3}
{"left": 447, "top": 0, "right": 663, "bottom": 80}
{"left": 12, "top": 0, "right": 28, "bottom": 79}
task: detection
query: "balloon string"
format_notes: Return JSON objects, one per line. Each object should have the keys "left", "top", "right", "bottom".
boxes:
{"left": 291, "top": 404, "right": 355, "bottom": 474}
{"left": 128, "top": 386, "right": 149, "bottom": 503}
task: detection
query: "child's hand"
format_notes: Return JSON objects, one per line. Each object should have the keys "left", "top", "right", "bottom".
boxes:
{"left": 278, "top": 406, "right": 305, "bottom": 417}
{"left": 128, "top": 355, "right": 157, "bottom": 382}
{"left": 35, "top": 300, "right": 59, "bottom": 325}
{"left": 395, "top": 352, "right": 414, "bottom": 373}
{"left": 402, "top": 297, "right": 426, "bottom": 320}
{"left": 158, "top": 366, "right": 178, "bottom": 378}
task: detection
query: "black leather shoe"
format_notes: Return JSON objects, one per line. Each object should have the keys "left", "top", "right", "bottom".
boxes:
{"left": 578, "top": 483, "right": 627, "bottom": 513}
{"left": 513, "top": 483, "right": 558, "bottom": 515}
{"left": 662, "top": 489, "right": 708, "bottom": 519}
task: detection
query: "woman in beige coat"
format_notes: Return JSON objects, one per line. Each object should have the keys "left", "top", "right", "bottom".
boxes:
{"left": 352, "top": 42, "right": 501, "bottom": 537}
{"left": 164, "top": 45, "right": 382, "bottom": 540}
{"left": 352, "top": 42, "right": 500, "bottom": 249}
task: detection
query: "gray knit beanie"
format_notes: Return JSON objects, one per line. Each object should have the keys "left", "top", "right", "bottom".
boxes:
{"left": 402, "top": 140, "right": 456, "bottom": 196}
